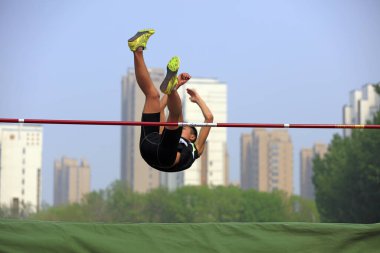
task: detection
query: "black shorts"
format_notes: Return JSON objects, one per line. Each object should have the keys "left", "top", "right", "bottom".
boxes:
{"left": 139, "top": 113, "right": 182, "bottom": 171}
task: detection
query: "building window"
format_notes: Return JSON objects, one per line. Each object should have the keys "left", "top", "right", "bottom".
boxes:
{"left": 22, "top": 148, "right": 26, "bottom": 155}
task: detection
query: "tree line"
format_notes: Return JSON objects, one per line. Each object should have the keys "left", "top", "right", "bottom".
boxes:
{"left": 31, "top": 182, "right": 319, "bottom": 223}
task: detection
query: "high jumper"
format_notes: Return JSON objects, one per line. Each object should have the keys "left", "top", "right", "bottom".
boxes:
{"left": 127, "top": 29, "right": 213, "bottom": 172}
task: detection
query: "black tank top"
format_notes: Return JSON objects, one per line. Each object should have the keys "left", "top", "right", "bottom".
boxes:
{"left": 171, "top": 137, "right": 199, "bottom": 172}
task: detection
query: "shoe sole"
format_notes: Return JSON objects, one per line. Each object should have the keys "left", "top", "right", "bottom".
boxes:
{"left": 160, "top": 56, "right": 180, "bottom": 94}
{"left": 128, "top": 29, "right": 155, "bottom": 42}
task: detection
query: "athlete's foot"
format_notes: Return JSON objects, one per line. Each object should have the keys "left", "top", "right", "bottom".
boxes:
{"left": 128, "top": 29, "right": 155, "bottom": 52}
{"left": 160, "top": 56, "right": 180, "bottom": 95}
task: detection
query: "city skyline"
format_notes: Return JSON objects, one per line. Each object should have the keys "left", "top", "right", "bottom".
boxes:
{"left": 240, "top": 129, "right": 293, "bottom": 195}
{"left": 1, "top": 1, "right": 380, "bottom": 204}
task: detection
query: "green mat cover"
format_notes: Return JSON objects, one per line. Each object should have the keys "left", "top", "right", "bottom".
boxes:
{"left": 1, "top": 220, "right": 380, "bottom": 253}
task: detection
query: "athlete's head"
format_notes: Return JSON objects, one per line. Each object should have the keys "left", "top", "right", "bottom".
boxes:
{"left": 181, "top": 126, "right": 197, "bottom": 143}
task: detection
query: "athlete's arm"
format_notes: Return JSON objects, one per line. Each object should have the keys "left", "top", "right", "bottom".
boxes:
{"left": 186, "top": 88, "right": 213, "bottom": 156}
{"left": 159, "top": 95, "right": 168, "bottom": 134}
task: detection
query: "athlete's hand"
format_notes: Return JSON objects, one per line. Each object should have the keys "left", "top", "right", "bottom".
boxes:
{"left": 187, "top": 88, "right": 201, "bottom": 103}
{"left": 177, "top": 73, "right": 191, "bottom": 87}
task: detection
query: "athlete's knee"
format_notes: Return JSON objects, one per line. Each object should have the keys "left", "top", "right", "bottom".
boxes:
{"left": 145, "top": 87, "right": 160, "bottom": 100}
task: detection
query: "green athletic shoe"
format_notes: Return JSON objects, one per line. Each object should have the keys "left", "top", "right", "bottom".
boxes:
{"left": 128, "top": 29, "right": 155, "bottom": 51}
{"left": 160, "top": 56, "right": 180, "bottom": 95}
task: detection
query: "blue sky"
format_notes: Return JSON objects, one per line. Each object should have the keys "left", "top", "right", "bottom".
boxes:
{"left": 1, "top": 0, "right": 379, "bottom": 204}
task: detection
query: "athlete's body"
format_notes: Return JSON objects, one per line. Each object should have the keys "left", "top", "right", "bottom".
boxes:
{"left": 128, "top": 29, "right": 213, "bottom": 172}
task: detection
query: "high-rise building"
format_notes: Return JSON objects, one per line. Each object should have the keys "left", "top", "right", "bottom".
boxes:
{"left": 300, "top": 143, "right": 328, "bottom": 200}
{"left": 122, "top": 69, "right": 228, "bottom": 191}
{"left": 161, "top": 78, "right": 228, "bottom": 189}
{"left": 240, "top": 129, "right": 293, "bottom": 195}
{"left": 121, "top": 68, "right": 164, "bottom": 193}
{"left": 182, "top": 78, "right": 228, "bottom": 186}
{"left": 343, "top": 83, "right": 380, "bottom": 136}
{"left": 0, "top": 124, "right": 43, "bottom": 214}
{"left": 240, "top": 133, "right": 253, "bottom": 190}
{"left": 54, "top": 157, "right": 91, "bottom": 206}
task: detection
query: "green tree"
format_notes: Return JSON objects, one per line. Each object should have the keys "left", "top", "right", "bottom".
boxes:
{"left": 172, "top": 186, "right": 215, "bottom": 222}
{"left": 209, "top": 186, "right": 243, "bottom": 222}
{"left": 103, "top": 180, "right": 146, "bottom": 222}
{"left": 241, "top": 190, "right": 290, "bottom": 222}
{"left": 81, "top": 190, "right": 108, "bottom": 221}
{"left": 32, "top": 203, "right": 88, "bottom": 221}
{"left": 313, "top": 109, "right": 380, "bottom": 223}
{"left": 288, "top": 195, "right": 319, "bottom": 222}
{"left": 143, "top": 187, "right": 178, "bottom": 222}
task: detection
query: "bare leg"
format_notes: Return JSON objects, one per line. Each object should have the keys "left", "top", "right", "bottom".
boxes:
{"left": 165, "top": 72, "right": 191, "bottom": 129}
{"left": 166, "top": 90, "right": 183, "bottom": 130}
{"left": 133, "top": 49, "right": 160, "bottom": 113}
